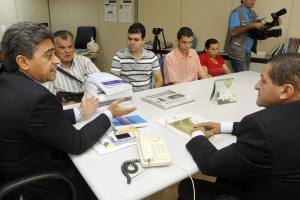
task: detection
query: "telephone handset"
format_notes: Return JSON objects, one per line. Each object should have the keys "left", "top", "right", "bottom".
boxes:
{"left": 136, "top": 134, "right": 171, "bottom": 168}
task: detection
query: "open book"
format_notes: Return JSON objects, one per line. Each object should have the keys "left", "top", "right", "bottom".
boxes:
{"left": 141, "top": 90, "right": 195, "bottom": 110}
{"left": 210, "top": 78, "right": 236, "bottom": 105}
{"left": 157, "top": 113, "right": 236, "bottom": 150}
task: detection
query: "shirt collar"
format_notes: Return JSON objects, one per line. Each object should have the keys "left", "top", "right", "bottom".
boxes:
{"left": 174, "top": 47, "right": 193, "bottom": 58}
{"left": 58, "top": 59, "right": 74, "bottom": 70}
{"left": 241, "top": 4, "right": 251, "bottom": 14}
{"left": 18, "top": 70, "right": 43, "bottom": 85}
{"left": 126, "top": 48, "right": 146, "bottom": 60}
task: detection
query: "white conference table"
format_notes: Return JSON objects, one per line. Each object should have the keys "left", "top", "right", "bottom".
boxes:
{"left": 70, "top": 71, "right": 262, "bottom": 200}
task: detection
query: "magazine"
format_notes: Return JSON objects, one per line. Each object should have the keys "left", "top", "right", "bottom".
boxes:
{"left": 141, "top": 90, "right": 195, "bottom": 110}
{"left": 210, "top": 78, "right": 236, "bottom": 105}
{"left": 112, "top": 114, "right": 149, "bottom": 130}
{"left": 157, "top": 113, "right": 236, "bottom": 150}
{"left": 93, "top": 126, "right": 139, "bottom": 156}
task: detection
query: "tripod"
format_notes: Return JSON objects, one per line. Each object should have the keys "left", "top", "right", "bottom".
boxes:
{"left": 152, "top": 28, "right": 168, "bottom": 58}
{"left": 152, "top": 34, "right": 163, "bottom": 58}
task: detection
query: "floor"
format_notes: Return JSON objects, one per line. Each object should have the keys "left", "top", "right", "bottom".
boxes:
{"left": 143, "top": 172, "right": 216, "bottom": 200}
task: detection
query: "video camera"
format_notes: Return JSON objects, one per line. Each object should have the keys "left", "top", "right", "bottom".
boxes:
{"left": 249, "top": 8, "right": 287, "bottom": 40}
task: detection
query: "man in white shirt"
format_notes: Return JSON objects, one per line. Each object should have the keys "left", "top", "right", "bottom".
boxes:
{"left": 44, "top": 30, "right": 100, "bottom": 94}
{"left": 111, "top": 23, "right": 163, "bottom": 92}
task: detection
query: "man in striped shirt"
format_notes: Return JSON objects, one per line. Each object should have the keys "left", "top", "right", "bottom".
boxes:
{"left": 111, "top": 23, "right": 164, "bottom": 92}
{"left": 44, "top": 30, "right": 100, "bottom": 94}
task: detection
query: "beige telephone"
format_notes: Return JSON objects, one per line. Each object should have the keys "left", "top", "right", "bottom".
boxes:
{"left": 136, "top": 134, "right": 171, "bottom": 168}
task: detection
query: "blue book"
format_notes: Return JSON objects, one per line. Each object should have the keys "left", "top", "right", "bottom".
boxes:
{"left": 112, "top": 115, "right": 149, "bottom": 130}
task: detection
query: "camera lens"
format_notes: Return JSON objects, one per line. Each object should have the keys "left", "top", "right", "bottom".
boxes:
{"left": 265, "top": 29, "right": 282, "bottom": 38}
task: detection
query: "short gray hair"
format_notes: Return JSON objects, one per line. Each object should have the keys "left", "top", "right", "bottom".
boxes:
{"left": 0, "top": 21, "right": 53, "bottom": 72}
{"left": 268, "top": 53, "right": 300, "bottom": 94}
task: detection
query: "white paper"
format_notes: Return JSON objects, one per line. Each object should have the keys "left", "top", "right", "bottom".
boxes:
{"left": 118, "top": 0, "right": 132, "bottom": 22}
{"left": 105, "top": 0, "right": 117, "bottom": 22}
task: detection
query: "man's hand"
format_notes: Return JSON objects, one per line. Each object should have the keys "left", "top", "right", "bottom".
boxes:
{"left": 278, "top": 17, "right": 283, "bottom": 26}
{"left": 190, "top": 125, "right": 214, "bottom": 138}
{"left": 194, "top": 122, "right": 221, "bottom": 135}
{"left": 79, "top": 95, "right": 100, "bottom": 119}
{"left": 251, "top": 22, "right": 264, "bottom": 30}
{"left": 108, "top": 98, "right": 136, "bottom": 118}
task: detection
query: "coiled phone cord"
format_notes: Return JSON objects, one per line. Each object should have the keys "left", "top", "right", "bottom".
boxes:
{"left": 121, "top": 159, "right": 149, "bottom": 184}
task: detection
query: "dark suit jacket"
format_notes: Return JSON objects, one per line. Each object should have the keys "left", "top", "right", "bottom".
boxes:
{"left": 187, "top": 101, "right": 300, "bottom": 199}
{"left": 0, "top": 71, "right": 111, "bottom": 183}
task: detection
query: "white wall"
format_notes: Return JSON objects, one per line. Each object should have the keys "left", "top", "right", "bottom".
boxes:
{"left": 0, "top": 0, "right": 49, "bottom": 39}
{"left": 49, "top": 0, "right": 135, "bottom": 72}
{"left": 1, "top": 0, "right": 300, "bottom": 70}
{"left": 139, "top": 0, "right": 295, "bottom": 54}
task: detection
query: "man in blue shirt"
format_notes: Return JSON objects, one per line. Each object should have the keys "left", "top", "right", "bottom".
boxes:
{"left": 224, "top": 0, "right": 264, "bottom": 72}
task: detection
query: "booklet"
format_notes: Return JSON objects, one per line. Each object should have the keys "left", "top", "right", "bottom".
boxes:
{"left": 112, "top": 114, "right": 149, "bottom": 130}
{"left": 93, "top": 126, "right": 139, "bottom": 156}
{"left": 157, "top": 113, "right": 236, "bottom": 150}
{"left": 141, "top": 90, "right": 195, "bottom": 110}
{"left": 210, "top": 78, "right": 236, "bottom": 105}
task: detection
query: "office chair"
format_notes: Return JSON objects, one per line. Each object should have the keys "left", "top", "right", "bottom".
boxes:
{"left": 0, "top": 172, "right": 77, "bottom": 200}
{"left": 158, "top": 55, "right": 165, "bottom": 80}
{"left": 75, "top": 26, "right": 96, "bottom": 49}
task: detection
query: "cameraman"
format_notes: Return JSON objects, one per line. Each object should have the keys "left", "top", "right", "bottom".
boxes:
{"left": 225, "top": 0, "right": 264, "bottom": 72}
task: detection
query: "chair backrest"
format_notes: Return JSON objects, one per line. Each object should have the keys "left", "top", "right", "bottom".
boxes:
{"left": 0, "top": 172, "right": 77, "bottom": 200}
{"left": 75, "top": 26, "right": 96, "bottom": 49}
{"left": 158, "top": 55, "right": 165, "bottom": 80}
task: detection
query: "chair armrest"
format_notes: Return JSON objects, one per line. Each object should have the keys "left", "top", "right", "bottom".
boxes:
{"left": 0, "top": 172, "right": 77, "bottom": 200}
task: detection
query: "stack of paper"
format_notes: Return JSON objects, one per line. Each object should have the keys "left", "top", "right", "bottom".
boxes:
{"left": 86, "top": 72, "right": 132, "bottom": 95}
{"left": 84, "top": 72, "right": 133, "bottom": 106}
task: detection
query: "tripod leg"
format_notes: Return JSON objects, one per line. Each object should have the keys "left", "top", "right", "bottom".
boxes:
{"left": 157, "top": 39, "right": 162, "bottom": 58}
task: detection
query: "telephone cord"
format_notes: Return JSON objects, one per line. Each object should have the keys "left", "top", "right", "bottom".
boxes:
{"left": 173, "top": 163, "right": 195, "bottom": 200}
{"left": 121, "top": 159, "right": 150, "bottom": 184}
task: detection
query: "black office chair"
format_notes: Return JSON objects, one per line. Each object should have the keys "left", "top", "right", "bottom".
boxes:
{"left": 74, "top": 26, "right": 96, "bottom": 49}
{"left": 158, "top": 55, "right": 166, "bottom": 82}
{"left": 0, "top": 172, "right": 77, "bottom": 200}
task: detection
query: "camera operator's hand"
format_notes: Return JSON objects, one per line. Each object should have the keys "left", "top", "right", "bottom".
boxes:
{"left": 252, "top": 22, "right": 265, "bottom": 30}
{"left": 108, "top": 98, "right": 136, "bottom": 118}
{"left": 278, "top": 17, "right": 283, "bottom": 26}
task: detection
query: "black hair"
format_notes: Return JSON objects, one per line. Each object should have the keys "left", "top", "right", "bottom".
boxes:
{"left": 204, "top": 38, "right": 219, "bottom": 50}
{"left": 177, "top": 27, "right": 194, "bottom": 40}
{"left": 128, "top": 23, "right": 146, "bottom": 39}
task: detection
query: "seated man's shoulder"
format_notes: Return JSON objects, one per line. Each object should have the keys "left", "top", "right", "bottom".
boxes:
{"left": 115, "top": 48, "right": 128, "bottom": 56}
{"left": 189, "top": 49, "right": 198, "bottom": 56}
{"left": 144, "top": 49, "right": 155, "bottom": 56}
{"left": 73, "top": 54, "right": 91, "bottom": 62}
{"left": 165, "top": 48, "right": 176, "bottom": 58}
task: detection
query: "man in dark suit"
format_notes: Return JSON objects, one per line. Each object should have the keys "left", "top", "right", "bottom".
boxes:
{"left": 178, "top": 53, "right": 300, "bottom": 200}
{"left": 0, "top": 22, "right": 135, "bottom": 200}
